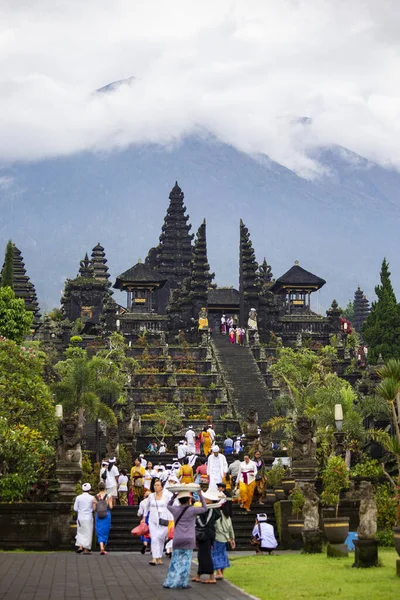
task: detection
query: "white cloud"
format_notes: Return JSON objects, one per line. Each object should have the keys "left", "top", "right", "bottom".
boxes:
{"left": 1, "top": 0, "right": 400, "bottom": 177}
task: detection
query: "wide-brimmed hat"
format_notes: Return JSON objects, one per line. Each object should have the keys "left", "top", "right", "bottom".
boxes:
{"left": 257, "top": 513, "right": 268, "bottom": 522}
{"left": 203, "top": 489, "right": 223, "bottom": 502}
{"left": 82, "top": 483, "right": 91, "bottom": 492}
{"left": 176, "top": 490, "right": 192, "bottom": 499}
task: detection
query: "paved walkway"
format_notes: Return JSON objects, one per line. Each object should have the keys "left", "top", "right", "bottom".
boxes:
{"left": 0, "top": 553, "right": 256, "bottom": 600}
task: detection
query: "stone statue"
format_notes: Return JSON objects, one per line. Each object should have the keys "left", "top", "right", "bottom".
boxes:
{"left": 254, "top": 331, "right": 261, "bottom": 347}
{"left": 303, "top": 484, "right": 320, "bottom": 531}
{"left": 106, "top": 425, "right": 119, "bottom": 458}
{"left": 198, "top": 307, "right": 209, "bottom": 331}
{"left": 292, "top": 416, "right": 317, "bottom": 462}
{"left": 259, "top": 346, "right": 266, "bottom": 361}
{"left": 357, "top": 481, "right": 377, "bottom": 540}
{"left": 258, "top": 423, "right": 272, "bottom": 455}
{"left": 247, "top": 308, "right": 258, "bottom": 331}
{"left": 247, "top": 407, "right": 259, "bottom": 439}
{"left": 165, "top": 357, "right": 173, "bottom": 372}
{"left": 296, "top": 333, "right": 303, "bottom": 348}
{"left": 57, "top": 417, "right": 82, "bottom": 467}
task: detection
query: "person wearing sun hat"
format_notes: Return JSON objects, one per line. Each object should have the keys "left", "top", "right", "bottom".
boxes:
{"left": 73, "top": 483, "right": 94, "bottom": 555}
{"left": 163, "top": 489, "right": 207, "bottom": 589}
{"left": 252, "top": 513, "right": 278, "bottom": 555}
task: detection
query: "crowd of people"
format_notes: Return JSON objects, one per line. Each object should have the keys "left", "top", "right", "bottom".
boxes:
{"left": 73, "top": 424, "right": 278, "bottom": 588}
{"left": 220, "top": 314, "right": 246, "bottom": 344}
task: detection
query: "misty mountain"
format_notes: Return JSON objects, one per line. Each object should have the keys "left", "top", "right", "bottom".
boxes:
{"left": 0, "top": 135, "right": 399, "bottom": 312}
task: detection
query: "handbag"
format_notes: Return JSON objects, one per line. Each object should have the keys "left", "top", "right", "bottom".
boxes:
{"left": 255, "top": 473, "right": 262, "bottom": 482}
{"left": 155, "top": 498, "right": 169, "bottom": 527}
{"left": 195, "top": 510, "right": 212, "bottom": 542}
{"left": 131, "top": 522, "right": 150, "bottom": 537}
{"left": 250, "top": 524, "right": 262, "bottom": 546}
{"left": 134, "top": 477, "right": 144, "bottom": 488}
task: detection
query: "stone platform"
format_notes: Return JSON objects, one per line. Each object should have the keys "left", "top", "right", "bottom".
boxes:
{"left": 0, "top": 553, "right": 255, "bottom": 600}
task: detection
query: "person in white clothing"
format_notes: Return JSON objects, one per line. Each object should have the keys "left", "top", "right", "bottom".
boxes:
{"left": 103, "top": 458, "right": 119, "bottom": 506}
{"left": 207, "top": 425, "right": 215, "bottom": 443}
{"left": 73, "top": 483, "right": 94, "bottom": 554}
{"left": 139, "top": 454, "right": 147, "bottom": 468}
{"left": 252, "top": 513, "right": 278, "bottom": 554}
{"left": 185, "top": 425, "right": 196, "bottom": 453}
{"left": 234, "top": 437, "right": 242, "bottom": 454}
{"left": 177, "top": 441, "right": 186, "bottom": 460}
{"left": 236, "top": 455, "right": 258, "bottom": 511}
{"left": 207, "top": 445, "right": 228, "bottom": 490}
{"left": 142, "top": 480, "right": 172, "bottom": 565}
{"left": 144, "top": 462, "right": 156, "bottom": 490}
{"left": 117, "top": 469, "right": 129, "bottom": 505}
{"left": 159, "top": 442, "right": 166, "bottom": 454}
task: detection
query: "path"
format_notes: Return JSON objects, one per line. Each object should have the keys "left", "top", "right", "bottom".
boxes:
{"left": 212, "top": 334, "right": 274, "bottom": 423}
{"left": 0, "top": 553, "right": 256, "bottom": 600}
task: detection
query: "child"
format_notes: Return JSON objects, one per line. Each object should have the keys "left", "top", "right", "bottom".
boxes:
{"left": 118, "top": 469, "right": 129, "bottom": 505}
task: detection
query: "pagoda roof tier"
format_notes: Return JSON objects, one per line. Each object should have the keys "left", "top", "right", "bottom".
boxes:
{"left": 114, "top": 261, "right": 167, "bottom": 290}
{"left": 208, "top": 287, "right": 240, "bottom": 308}
{"left": 270, "top": 262, "right": 326, "bottom": 293}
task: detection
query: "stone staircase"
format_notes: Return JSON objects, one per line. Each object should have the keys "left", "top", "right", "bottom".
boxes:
{"left": 107, "top": 502, "right": 277, "bottom": 552}
{"left": 212, "top": 334, "right": 275, "bottom": 423}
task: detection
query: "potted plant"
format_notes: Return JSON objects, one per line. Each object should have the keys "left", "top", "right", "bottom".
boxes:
{"left": 321, "top": 456, "right": 350, "bottom": 544}
{"left": 267, "top": 461, "right": 286, "bottom": 501}
{"left": 288, "top": 485, "right": 305, "bottom": 540}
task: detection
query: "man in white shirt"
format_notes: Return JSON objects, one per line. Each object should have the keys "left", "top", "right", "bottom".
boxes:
{"left": 252, "top": 513, "right": 278, "bottom": 554}
{"left": 139, "top": 454, "right": 147, "bottom": 468}
{"left": 185, "top": 425, "right": 196, "bottom": 453}
{"left": 207, "top": 445, "right": 228, "bottom": 490}
{"left": 207, "top": 425, "right": 216, "bottom": 443}
{"left": 234, "top": 437, "right": 242, "bottom": 454}
{"left": 73, "top": 483, "right": 94, "bottom": 554}
{"left": 177, "top": 440, "right": 187, "bottom": 460}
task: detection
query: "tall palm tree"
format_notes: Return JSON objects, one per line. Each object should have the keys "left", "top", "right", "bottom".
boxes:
{"left": 53, "top": 348, "right": 120, "bottom": 429}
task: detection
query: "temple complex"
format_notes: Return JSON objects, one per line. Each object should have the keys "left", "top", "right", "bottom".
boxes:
{"left": 0, "top": 243, "right": 41, "bottom": 329}
{"left": 353, "top": 286, "right": 370, "bottom": 340}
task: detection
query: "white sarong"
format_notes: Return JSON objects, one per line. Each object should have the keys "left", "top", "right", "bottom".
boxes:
{"left": 75, "top": 518, "right": 93, "bottom": 549}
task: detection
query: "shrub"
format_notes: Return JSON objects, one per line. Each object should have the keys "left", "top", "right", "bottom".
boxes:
{"left": 267, "top": 461, "right": 286, "bottom": 488}
{"left": 350, "top": 458, "right": 384, "bottom": 479}
{"left": 321, "top": 456, "right": 349, "bottom": 518}
{"left": 290, "top": 485, "right": 305, "bottom": 519}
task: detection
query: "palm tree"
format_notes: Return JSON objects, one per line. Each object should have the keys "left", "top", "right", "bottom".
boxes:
{"left": 376, "top": 359, "right": 400, "bottom": 455}
{"left": 53, "top": 347, "right": 121, "bottom": 430}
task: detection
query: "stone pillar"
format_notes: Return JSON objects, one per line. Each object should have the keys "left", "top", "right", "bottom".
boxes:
{"left": 353, "top": 539, "right": 379, "bottom": 568}
{"left": 55, "top": 417, "right": 83, "bottom": 503}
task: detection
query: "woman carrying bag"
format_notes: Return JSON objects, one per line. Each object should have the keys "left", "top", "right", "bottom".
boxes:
{"left": 141, "top": 479, "right": 172, "bottom": 565}
{"left": 130, "top": 457, "right": 145, "bottom": 505}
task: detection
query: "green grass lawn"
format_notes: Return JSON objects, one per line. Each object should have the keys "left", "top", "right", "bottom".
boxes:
{"left": 226, "top": 549, "right": 399, "bottom": 600}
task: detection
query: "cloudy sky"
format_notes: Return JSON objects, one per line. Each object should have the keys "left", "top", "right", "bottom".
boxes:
{"left": 1, "top": 0, "right": 400, "bottom": 177}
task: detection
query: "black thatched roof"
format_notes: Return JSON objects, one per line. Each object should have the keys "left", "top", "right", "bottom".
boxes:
{"left": 208, "top": 287, "right": 240, "bottom": 307}
{"left": 270, "top": 263, "right": 326, "bottom": 293}
{"left": 114, "top": 261, "right": 166, "bottom": 289}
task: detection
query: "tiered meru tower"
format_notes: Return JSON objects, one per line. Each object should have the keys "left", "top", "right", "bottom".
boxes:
{"left": 61, "top": 244, "right": 112, "bottom": 334}
{"left": 352, "top": 286, "right": 370, "bottom": 339}
{"left": 0, "top": 243, "right": 41, "bottom": 329}
{"left": 239, "top": 220, "right": 261, "bottom": 327}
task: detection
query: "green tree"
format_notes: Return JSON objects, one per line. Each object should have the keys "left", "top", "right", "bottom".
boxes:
{"left": 0, "top": 286, "right": 33, "bottom": 343}
{"left": 0, "top": 337, "right": 57, "bottom": 501}
{"left": 149, "top": 406, "right": 183, "bottom": 444}
{"left": 363, "top": 259, "right": 400, "bottom": 363}
{"left": 1, "top": 240, "right": 14, "bottom": 289}
{"left": 340, "top": 300, "right": 355, "bottom": 323}
{"left": 53, "top": 346, "right": 122, "bottom": 429}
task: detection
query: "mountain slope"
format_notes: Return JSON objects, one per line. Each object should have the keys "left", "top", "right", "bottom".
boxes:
{"left": 0, "top": 137, "right": 399, "bottom": 310}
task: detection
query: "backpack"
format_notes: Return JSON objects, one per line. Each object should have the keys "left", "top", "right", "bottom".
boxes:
{"left": 96, "top": 494, "right": 108, "bottom": 519}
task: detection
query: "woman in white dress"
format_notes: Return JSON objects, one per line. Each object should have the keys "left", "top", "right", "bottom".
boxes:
{"left": 142, "top": 479, "right": 172, "bottom": 565}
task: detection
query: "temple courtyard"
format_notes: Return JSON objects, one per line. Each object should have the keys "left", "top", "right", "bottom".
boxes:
{"left": 0, "top": 550, "right": 398, "bottom": 600}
